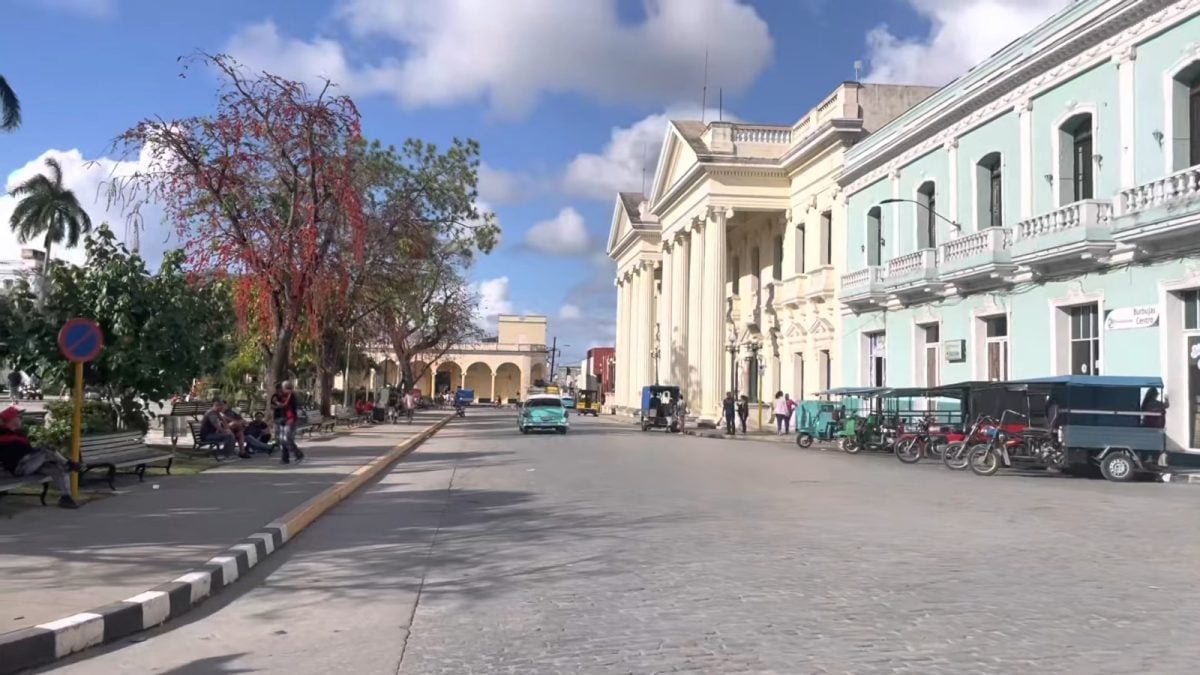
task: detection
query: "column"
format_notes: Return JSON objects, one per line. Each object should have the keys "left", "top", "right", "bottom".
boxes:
{"left": 945, "top": 139, "right": 960, "bottom": 227}
{"left": 620, "top": 275, "right": 633, "bottom": 408}
{"left": 640, "top": 262, "right": 656, "bottom": 392}
{"left": 686, "top": 221, "right": 705, "bottom": 407}
{"left": 659, "top": 245, "right": 674, "bottom": 385}
{"left": 630, "top": 266, "right": 645, "bottom": 399}
{"left": 701, "top": 206, "right": 729, "bottom": 417}
{"left": 1016, "top": 101, "right": 1033, "bottom": 219}
{"left": 1115, "top": 45, "right": 1137, "bottom": 189}
{"left": 670, "top": 232, "right": 689, "bottom": 389}
{"left": 614, "top": 276, "right": 628, "bottom": 408}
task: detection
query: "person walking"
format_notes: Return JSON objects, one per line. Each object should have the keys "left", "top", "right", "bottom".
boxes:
{"left": 773, "top": 391, "right": 789, "bottom": 434}
{"left": 277, "top": 381, "right": 304, "bottom": 465}
{"left": 737, "top": 395, "right": 750, "bottom": 434}
{"left": 677, "top": 396, "right": 687, "bottom": 433}
{"left": 785, "top": 394, "right": 797, "bottom": 434}
{"left": 722, "top": 392, "right": 737, "bottom": 435}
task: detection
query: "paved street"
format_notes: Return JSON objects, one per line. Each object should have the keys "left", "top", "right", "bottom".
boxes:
{"left": 48, "top": 409, "right": 1200, "bottom": 674}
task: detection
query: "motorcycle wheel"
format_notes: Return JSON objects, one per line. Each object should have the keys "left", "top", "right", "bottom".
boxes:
{"left": 942, "top": 442, "right": 970, "bottom": 470}
{"left": 796, "top": 433, "right": 813, "bottom": 449}
{"left": 841, "top": 437, "right": 861, "bottom": 454}
{"left": 968, "top": 444, "right": 1000, "bottom": 476}
{"left": 895, "top": 437, "right": 922, "bottom": 464}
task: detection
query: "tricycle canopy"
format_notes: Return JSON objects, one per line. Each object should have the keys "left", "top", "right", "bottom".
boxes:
{"left": 641, "top": 385, "right": 682, "bottom": 411}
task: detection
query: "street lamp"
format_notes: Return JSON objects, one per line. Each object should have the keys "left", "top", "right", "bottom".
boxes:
{"left": 651, "top": 323, "right": 661, "bottom": 385}
{"left": 747, "top": 340, "right": 764, "bottom": 430}
{"left": 879, "top": 198, "right": 961, "bottom": 232}
{"left": 726, "top": 328, "right": 739, "bottom": 400}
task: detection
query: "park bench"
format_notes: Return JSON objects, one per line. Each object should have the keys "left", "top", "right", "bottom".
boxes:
{"left": 165, "top": 400, "right": 210, "bottom": 446}
{"left": 186, "top": 420, "right": 226, "bottom": 455}
{"left": 0, "top": 473, "right": 52, "bottom": 505}
{"left": 20, "top": 411, "right": 47, "bottom": 427}
{"left": 80, "top": 431, "right": 174, "bottom": 490}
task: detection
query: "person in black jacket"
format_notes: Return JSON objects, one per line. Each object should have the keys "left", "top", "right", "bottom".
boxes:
{"left": 0, "top": 406, "right": 79, "bottom": 508}
{"left": 722, "top": 393, "right": 737, "bottom": 435}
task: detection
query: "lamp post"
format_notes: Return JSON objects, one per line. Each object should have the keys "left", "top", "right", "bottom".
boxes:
{"left": 748, "top": 340, "right": 763, "bottom": 430}
{"left": 726, "top": 329, "right": 739, "bottom": 400}
{"left": 878, "top": 198, "right": 962, "bottom": 232}
{"left": 651, "top": 323, "right": 661, "bottom": 385}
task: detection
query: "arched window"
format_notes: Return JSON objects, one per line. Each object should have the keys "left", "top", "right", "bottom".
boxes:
{"left": 866, "top": 206, "right": 883, "bottom": 266}
{"left": 1171, "top": 60, "right": 1200, "bottom": 171}
{"left": 1057, "top": 113, "right": 1094, "bottom": 204}
{"left": 916, "top": 181, "right": 937, "bottom": 247}
{"left": 976, "top": 153, "right": 1003, "bottom": 228}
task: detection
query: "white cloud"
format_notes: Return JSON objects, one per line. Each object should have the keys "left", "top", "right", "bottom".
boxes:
{"left": 865, "top": 0, "right": 1072, "bottom": 86}
{"left": 229, "top": 0, "right": 772, "bottom": 118}
{"left": 523, "top": 207, "right": 591, "bottom": 255}
{"left": 563, "top": 105, "right": 734, "bottom": 200}
{"left": 558, "top": 303, "right": 582, "bottom": 320}
{"left": 474, "top": 276, "right": 513, "bottom": 328}
{"left": 0, "top": 147, "right": 172, "bottom": 266}
{"left": 476, "top": 163, "right": 525, "bottom": 205}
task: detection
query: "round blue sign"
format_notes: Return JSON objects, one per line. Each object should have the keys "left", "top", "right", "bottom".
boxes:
{"left": 57, "top": 318, "right": 104, "bottom": 363}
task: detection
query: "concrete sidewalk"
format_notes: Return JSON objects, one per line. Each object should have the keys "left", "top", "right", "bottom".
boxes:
{"left": 0, "top": 413, "right": 444, "bottom": 632}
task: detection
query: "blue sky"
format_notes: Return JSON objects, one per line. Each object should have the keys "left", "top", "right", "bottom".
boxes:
{"left": 0, "top": 0, "right": 1068, "bottom": 364}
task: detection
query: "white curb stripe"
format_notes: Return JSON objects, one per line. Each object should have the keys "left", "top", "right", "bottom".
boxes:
{"left": 264, "top": 522, "right": 291, "bottom": 544}
{"left": 209, "top": 555, "right": 239, "bottom": 585}
{"left": 250, "top": 532, "right": 275, "bottom": 555}
{"left": 231, "top": 543, "right": 259, "bottom": 568}
{"left": 37, "top": 612, "right": 104, "bottom": 658}
{"left": 125, "top": 590, "right": 170, "bottom": 628}
{"left": 175, "top": 571, "right": 212, "bottom": 604}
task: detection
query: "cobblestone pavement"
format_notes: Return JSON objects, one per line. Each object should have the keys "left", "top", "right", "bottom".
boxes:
{"left": 56, "top": 410, "right": 1200, "bottom": 674}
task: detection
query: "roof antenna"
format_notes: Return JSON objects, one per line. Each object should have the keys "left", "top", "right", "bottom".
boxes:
{"left": 854, "top": 60, "right": 863, "bottom": 82}
{"left": 701, "top": 48, "right": 709, "bottom": 123}
{"left": 641, "top": 141, "right": 648, "bottom": 194}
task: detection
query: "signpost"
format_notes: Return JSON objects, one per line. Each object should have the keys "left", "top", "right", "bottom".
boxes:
{"left": 56, "top": 318, "right": 104, "bottom": 499}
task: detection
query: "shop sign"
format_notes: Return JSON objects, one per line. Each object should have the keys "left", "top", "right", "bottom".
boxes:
{"left": 1104, "top": 306, "right": 1158, "bottom": 330}
{"left": 943, "top": 339, "right": 966, "bottom": 362}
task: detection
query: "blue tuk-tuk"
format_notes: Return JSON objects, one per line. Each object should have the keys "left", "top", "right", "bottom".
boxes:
{"left": 455, "top": 388, "right": 475, "bottom": 406}
{"left": 967, "top": 375, "right": 1166, "bottom": 482}
{"left": 639, "top": 385, "right": 682, "bottom": 432}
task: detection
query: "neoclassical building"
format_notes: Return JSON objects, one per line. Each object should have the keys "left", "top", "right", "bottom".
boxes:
{"left": 838, "top": 0, "right": 1200, "bottom": 452}
{"left": 341, "top": 315, "right": 550, "bottom": 403}
{"left": 608, "top": 82, "right": 936, "bottom": 420}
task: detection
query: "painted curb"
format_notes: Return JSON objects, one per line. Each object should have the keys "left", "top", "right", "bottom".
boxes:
{"left": 0, "top": 415, "right": 452, "bottom": 674}
{"left": 1161, "top": 472, "right": 1200, "bottom": 484}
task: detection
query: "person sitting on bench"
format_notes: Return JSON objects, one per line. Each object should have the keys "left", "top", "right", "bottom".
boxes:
{"left": 0, "top": 406, "right": 80, "bottom": 508}
{"left": 200, "top": 400, "right": 239, "bottom": 460}
{"left": 242, "top": 411, "right": 274, "bottom": 454}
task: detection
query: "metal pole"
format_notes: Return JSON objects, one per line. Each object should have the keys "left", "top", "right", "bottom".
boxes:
{"left": 342, "top": 328, "right": 352, "bottom": 409}
{"left": 549, "top": 336, "right": 558, "bottom": 382}
{"left": 70, "top": 361, "right": 82, "bottom": 499}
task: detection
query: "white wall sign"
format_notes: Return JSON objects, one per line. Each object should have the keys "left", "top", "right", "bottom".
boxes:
{"left": 943, "top": 339, "right": 966, "bottom": 362}
{"left": 1104, "top": 306, "right": 1159, "bottom": 330}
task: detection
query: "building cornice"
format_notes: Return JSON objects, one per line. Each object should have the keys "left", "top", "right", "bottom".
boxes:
{"left": 840, "top": 0, "right": 1190, "bottom": 194}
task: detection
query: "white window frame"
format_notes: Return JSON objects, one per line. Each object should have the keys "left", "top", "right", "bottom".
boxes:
{"left": 1163, "top": 48, "right": 1200, "bottom": 175}
{"left": 983, "top": 315, "right": 1010, "bottom": 382}
{"left": 921, "top": 322, "right": 941, "bottom": 387}
{"left": 912, "top": 179, "right": 938, "bottom": 250}
{"left": 1049, "top": 293, "right": 1104, "bottom": 376}
{"left": 971, "top": 151, "right": 1005, "bottom": 230}
{"left": 1160, "top": 277, "right": 1200, "bottom": 453}
{"left": 1050, "top": 105, "right": 1099, "bottom": 207}
{"left": 862, "top": 331, "right": 886, "bottom": 388}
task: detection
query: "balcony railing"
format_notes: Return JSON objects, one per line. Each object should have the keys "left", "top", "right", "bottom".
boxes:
{"left": 732, "top": 125, "right": 790, "bottom": 144}
{"left": 939, "top": 227, "right": 1012, "bottom": 265}
{"left": 1118, "top": 165, "right": 1200, "bottom": 216}
{"left": 840, "top": 266, "right": 886, "bottom": 294}
{"left": 885, "top": 249, "right": 938, "bottom": 287}
{"left": 1015, "top": 199, "right": 1112, "bottom": 242}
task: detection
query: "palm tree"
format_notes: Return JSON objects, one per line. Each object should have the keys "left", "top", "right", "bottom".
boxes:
{"left": 8, "top": 157, "right": 93, "bottom": 302}
{"left": 0, "top": 75, "right": 19, "bottom": 130}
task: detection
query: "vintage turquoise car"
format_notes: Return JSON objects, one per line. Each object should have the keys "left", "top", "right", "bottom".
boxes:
{"left": 519, "top": 394, "right": 569, "bottom": 434}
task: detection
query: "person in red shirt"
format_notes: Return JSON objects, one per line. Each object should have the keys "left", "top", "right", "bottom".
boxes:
{"left": 278, "top": 381, "right": 304, "bottom": 465}
{"left": 0, "top": 406, "right": 79, "bottom": 508}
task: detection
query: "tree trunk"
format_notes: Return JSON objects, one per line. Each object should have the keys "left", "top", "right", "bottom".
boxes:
{"left": 316, "top": 327, "right": 341, "bottom": 416}
{"left": 400, "top": 357, "right": 415, "bottom": 391}
{"left": 268, "top": 325, "right": 294, "bottom": 392}
{"left": 38, "top": 237, "right": 52, "bottom": 308}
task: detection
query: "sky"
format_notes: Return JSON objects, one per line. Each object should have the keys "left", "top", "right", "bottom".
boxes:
{"left": 0, "top": 0, "right": 1071, "bottom": 365}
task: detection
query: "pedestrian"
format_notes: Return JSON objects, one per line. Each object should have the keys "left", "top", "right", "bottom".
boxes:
{"left": 200, "top": 400, "right": 238, "bottom": 460}
{"left": 269, "top": 382, "right": 286, "bottom": 454}
{"left": 0, "top": 406, "right": 80, "bottom": 508}
{"left": 677, "top": 396, "right": 687, "bottom": 433}
{"left": 278, "top": 381, "right": 305, "bottom": 464}
{"left": 6, "top": 371, "right": 20, "bottom": 404}
{"left": 773, "top": 391, "right": 788, "bottom": 434}
{"left": 1140, "top": 387, "right": 1168, "bottom": 428}
{"left": 737, "top": 395, "right": 750, "bottom": 434}
{"left": 785, "top": 394, "right": 797, "bottom": 434}
{"left": 723, "top": 392, "right": 736, "bottom": 435}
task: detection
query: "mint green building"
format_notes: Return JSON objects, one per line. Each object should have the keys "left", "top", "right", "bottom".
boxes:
{"left": 838, "top": 0, "right": 1200, "bottom": 453}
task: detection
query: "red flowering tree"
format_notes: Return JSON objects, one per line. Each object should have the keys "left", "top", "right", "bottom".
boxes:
{"left": 107, "top": 53, "right": 365, "bottom": 389}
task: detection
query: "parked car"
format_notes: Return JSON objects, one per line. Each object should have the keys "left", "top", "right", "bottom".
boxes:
{"left": 518, "top": 394, "right": 569, "bottom": 434}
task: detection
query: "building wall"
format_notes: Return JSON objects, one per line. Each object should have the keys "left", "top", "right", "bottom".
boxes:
{"left": 498, "top": 315, "right": 547, "bottom": 346}
{"left": 837, "top": 0, "right": 1200, "bottom": 452}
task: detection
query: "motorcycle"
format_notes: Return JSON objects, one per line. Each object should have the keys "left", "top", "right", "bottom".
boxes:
{"left": 968, "top": 410, "right": 1064, "bottom": 476}
{"left": 455, "top": 404, "right": 465, "bottom": 418}
{"left": 894, "top": 417, "right": 960, "bottom": 464}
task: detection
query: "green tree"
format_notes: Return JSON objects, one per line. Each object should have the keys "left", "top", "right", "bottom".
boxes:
{"left": 8, "top": 157, "right": 93, "bottom": 303}
{"left": 6, "top": 226, "right": 232, "bottom": 428}
{"left": 0, "top": 74, "right": 18, "bottom": 130}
